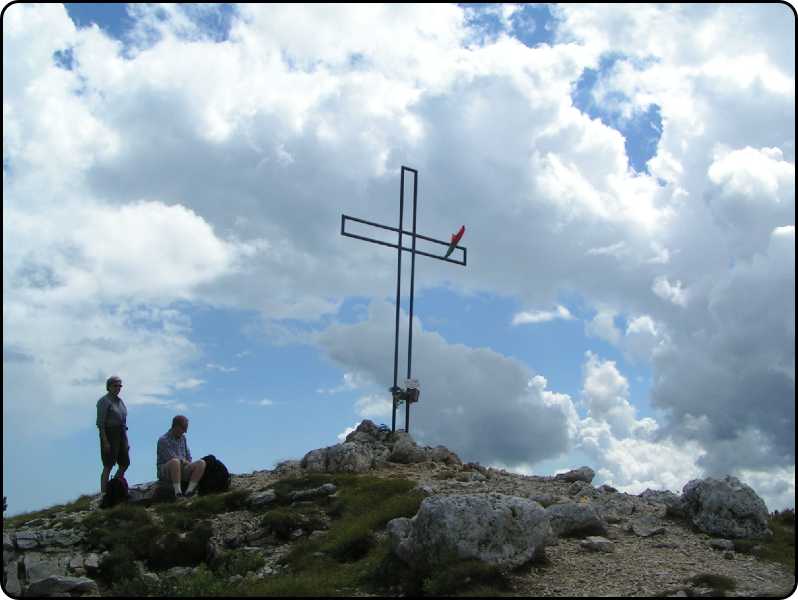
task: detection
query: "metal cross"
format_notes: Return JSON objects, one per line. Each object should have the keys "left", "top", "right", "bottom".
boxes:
{"left": 341, "top": 166, "right": 467, "bottom": 433}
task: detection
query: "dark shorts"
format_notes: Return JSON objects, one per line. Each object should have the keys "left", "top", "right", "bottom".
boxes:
{"left": 100, "top": 426, "right": 130, "bottom": 469}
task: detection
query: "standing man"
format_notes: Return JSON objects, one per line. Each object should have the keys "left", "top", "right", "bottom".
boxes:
{"left": 156, "top": 415, "right": 206, "bottom": 498}
{"left": 96, "top": 375, "right": 130, "bottom": 495}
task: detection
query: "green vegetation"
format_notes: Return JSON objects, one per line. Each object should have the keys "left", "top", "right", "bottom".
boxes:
{"left": 260, "top": 506, "right": 326, "bottom": 541}
{"left": 153, "top": 488, "right": 249, "bottom": 532}
{"left": 688, "top": 573, "right": 737, "bottom": 595}
{"left": 731, "top": 512, "right": 796, "bottom": 571}
{"left": 3, "top": 494, "right": 94, "bottom": 528}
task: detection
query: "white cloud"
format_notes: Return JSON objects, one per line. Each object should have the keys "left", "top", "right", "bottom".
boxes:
{"left": 317, "top": 371, "right": 371, "bottom": 395}
{"left": 238, "top": 398, "right": 274, "bottom": 407}
{"left": 512, "top": 305, "right": 574, "bottom": 325}
{"left": 174, "top": 378, "right": 204, "bottom": 390}
{"left": 3, "top": 4, "right": 793, "bottom": 511}
{"left": 586, "top": 308, "right": 621, "bottom": 345}
{"left": 354, "top": 394, "right": 392, "bottom": 420}
{"left": 317, "top": 300, "right": 577, "bottom": 466}
{"left": 206, "top": 363, "right": 238, "bottom": 373}
{"left": 652, "top": 276, "right": 688, "bottom": 307}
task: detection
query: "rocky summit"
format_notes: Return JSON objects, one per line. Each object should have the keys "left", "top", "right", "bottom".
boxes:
{"left": 3, "top": 420, "right": 795, "bottom": 597}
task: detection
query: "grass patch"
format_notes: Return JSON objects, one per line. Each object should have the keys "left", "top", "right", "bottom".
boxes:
{"left": 83, "top": 503, "right": 160, "bottom": 557}
{"left": 730, "top": 514, "right": 795, "bottom": 572}
{"left": 210, "top": 548, "right": 266, "bottom": 578}
{"left": 261, "top": 506, "right": 326, "bottom": 541}
{"left": 84, "top": 502, "right": 213, "bottom": 572}
{"left": 111, "top": 564, "right": 249, "bottom": 597}
{"left": 251, "top": 475, "right": 427, "bottom": 596}
{"left": 746, "top": 515, "right": 795, "bottom": 571}
{"left": 98, "top": 546, "right": 140, "bottom": 584}
{"left": 422, "top": 559, "right": 510, "bottom": 596}
{"left": 154, "top": 489, "right": 249, "bottom": 521}
{"left": 3, "top": 494, "right": 95, "bottom": 528}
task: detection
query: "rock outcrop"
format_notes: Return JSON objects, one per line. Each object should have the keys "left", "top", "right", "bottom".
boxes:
{"left": 387, "top": 493, "right": 551, "bottom": 570}
{"left": 299, "top": 420, "right": 462, "bottom": 474}
{"left": 681, "top": 476, "right": 772, "bottom": 539}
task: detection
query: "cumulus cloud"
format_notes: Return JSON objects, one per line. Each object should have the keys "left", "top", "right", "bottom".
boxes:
{"left": 512, "top": 305, "right": 573, "bottom": 325}
{"left": 316, "top": 301, "right": 577, "bottom": 466}
{"left": 3, "top": 4, "right": 794, "bottom": 511}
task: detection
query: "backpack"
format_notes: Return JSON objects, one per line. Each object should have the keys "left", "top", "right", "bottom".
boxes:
{"left": 101, "top": 476, "right": 130, "bottom": 509}
{"left": 198, "top": 454, "right": 231, "bottom": 495}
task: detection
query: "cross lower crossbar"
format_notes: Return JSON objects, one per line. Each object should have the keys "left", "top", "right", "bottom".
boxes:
{"left": 341, "top": 214, "right": 467, "bottom": 266}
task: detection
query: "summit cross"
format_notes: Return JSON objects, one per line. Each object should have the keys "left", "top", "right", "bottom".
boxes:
{"left": 340, "top": 166, "right": 467, "bottom": 433}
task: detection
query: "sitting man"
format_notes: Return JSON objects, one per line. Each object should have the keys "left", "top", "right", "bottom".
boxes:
{"left": 156, "top": 415, "right": 206, "bottom": 498}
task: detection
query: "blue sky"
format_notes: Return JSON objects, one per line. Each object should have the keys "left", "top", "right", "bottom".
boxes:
{"left": 3, "top": 4, "right": 794, "bottom": 516}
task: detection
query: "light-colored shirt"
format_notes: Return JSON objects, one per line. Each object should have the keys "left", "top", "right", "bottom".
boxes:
{"left": 96, "top": 393, "right": 127, "bottom": 430}
{"left": 156, "top": 430, "right": 192, "bottom": 473}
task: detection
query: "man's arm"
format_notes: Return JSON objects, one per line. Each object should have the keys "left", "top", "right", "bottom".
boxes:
{"left": 97, "top": 398, "right": 110, "bottom": 446}
{"left": 157, "top": 436, "right": 170, "bottom": 466}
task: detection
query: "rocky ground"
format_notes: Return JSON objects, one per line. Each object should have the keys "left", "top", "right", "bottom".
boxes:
{"left": 3, "top": 425, "right": 795, "bottom": 597}
{"left": 235, "top": 460, "right": 796, "bottom": 597}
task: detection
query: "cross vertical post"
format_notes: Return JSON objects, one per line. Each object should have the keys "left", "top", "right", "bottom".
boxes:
{"left": 341, "top": 166, "right": 467, "bottom": 432}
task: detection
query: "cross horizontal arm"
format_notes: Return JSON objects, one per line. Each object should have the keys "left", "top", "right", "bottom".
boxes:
{"left": 341, "top": 214, "right": 466, "bottom": 266}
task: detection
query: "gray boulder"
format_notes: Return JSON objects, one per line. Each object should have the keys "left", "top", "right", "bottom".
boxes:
{"left": 5, "top": 559, "right": 22, "bottom": 596}
{"left": 427, "top": 445, "right": 462, "bottom": 465}
{"left": 273, "top": 459, "right": 302, "bottom": 477}
{"left": 682, "top": 476, "right": 771, "bottom": 539}
{"left": 546, "top": 502, "right": 608, "bottom": 538}
{"left": 580, "top": 536, "right": 614, "bottom": 552}
{"left": 248, "top": 489, "right": 277, "bottom": 508}
{"left": 289, "top": 483, "right": 337, "bottom": 501}
{"left": 639, "top": 489, "right": 686, "bottom": 518}
{"left": 326, "top": 442, "right": 373, "bottom": 473}
{"left": 568, "top": 480, "right": 599, "bottom": 499}
{"left": 387, "top": 493, "right": 551, "bottom": 570}
{"left": 344, "top": 419, "right": 380, "bottom": 443}
{"left": 26, "top": 575, "right": 99, "bottom": 596}
{"left": 301, "top": 448, "right": 329, "bottom": 473}
{"left": 388, "top": 433, "right": 427, "bottom": 464}
{"left": 555, "top": 466, "right": 595, "bottom": 484}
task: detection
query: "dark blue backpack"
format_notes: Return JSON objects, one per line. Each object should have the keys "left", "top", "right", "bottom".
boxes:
{"left": 198, "top": 455, "right": 231, "bottom": 495}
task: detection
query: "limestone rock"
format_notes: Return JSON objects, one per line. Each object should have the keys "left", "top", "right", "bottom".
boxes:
{"left": 14, "top": 531, "right": 40, "bottom": 550}
{"left": 248, "top": 489, "right": 277, "bottom": 508}
{"left": 26, "top": 575, "right": 99, "bottom": 597}
{"left": 555, "top": 466, "right": 595, "bottom": 484}
{"left": 681, "top": 476, "right": 771, "bottom": 539}
{"left": 300, "top": 447, "right": 329, "bottom": 473}
{"left": 344, "top": 419, "right": 380, "bottom": 442}
{"left": 289, "top": 483, "right": 337, "bottom": 501}
{"left": 22, "top": 552, "right": 69, "bottom": 582}
{"left": 639, "top": 489, "right": 686, "bottom": 518}
{"left": 388, "top": 433, "right": 426, "bottom": 464}
{"left": 709, "top": 538, "right": 735, "bottom": 551}
{"left": 5, "top": 559, "right": 22, "bottom": 596}
{"left": 388, "top": 493, "right": 551, "bottom": 570}
{"left": 427, "top": 445, "right": 462, "bottom": 465}
{"left": 568, "top": 480, "right": 600, "bottom": 499}
{"left": 273, "top": 460, "right": 302, "bottom": 477}
{"left": 326, "top": 442, "right": 373, "bottom": 473}
{"left": 580, "top": 536, "right": 614, "bottom": 552}
{"left": 546, "top": 502, "right": 608, "bottom": 538}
